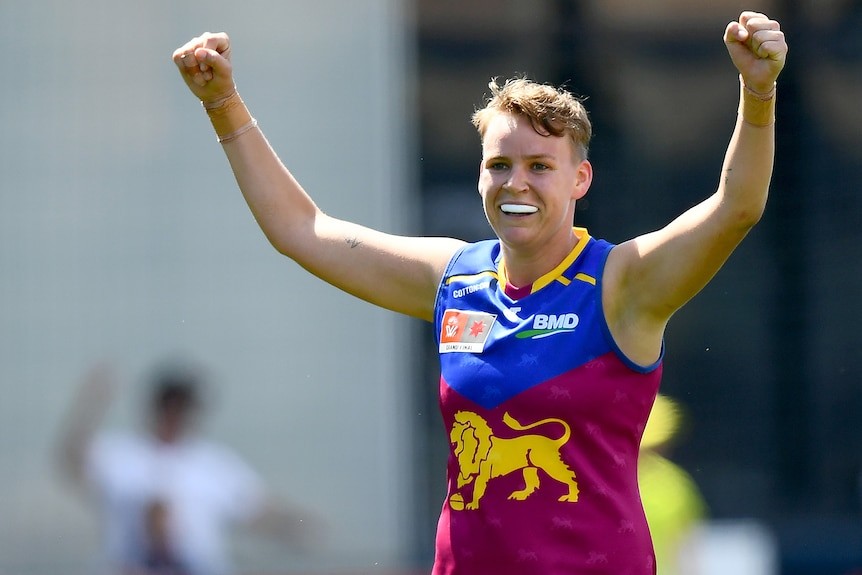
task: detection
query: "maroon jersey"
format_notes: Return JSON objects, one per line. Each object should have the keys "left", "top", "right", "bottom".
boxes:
{"left": 433, "top": 230, "right": 662, "bottom": 574}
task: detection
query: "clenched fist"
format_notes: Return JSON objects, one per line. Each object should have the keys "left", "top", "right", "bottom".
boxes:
{"left": 172, "top": 32, "right": 236, "bottom": 105}
{"left": 724, "top": 11, "right": 788, "bottom": 94}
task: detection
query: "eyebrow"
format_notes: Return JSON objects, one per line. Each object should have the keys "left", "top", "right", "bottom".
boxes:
{"left": 484, "top": 153, "right": 555, "bottom": 161}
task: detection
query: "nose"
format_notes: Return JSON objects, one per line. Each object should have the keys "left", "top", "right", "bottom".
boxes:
{"left": 503, "top": 166, "right": 529, "bottom": 193}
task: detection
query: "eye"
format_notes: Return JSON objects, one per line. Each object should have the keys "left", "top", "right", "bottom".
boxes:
{"left": 531, "top": 162, "right": 550, "bottom": 171}
{"left": 488, "top": 161, "right": 509, "bottom": 171}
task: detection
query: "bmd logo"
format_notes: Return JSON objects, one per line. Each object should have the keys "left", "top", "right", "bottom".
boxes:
{"left": 516, "top": 313, "right": 580, "bottom": 339}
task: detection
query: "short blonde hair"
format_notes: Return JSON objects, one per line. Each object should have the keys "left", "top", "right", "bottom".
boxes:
{"left": 471, "top": 77, "right": 592, "bottom": 160}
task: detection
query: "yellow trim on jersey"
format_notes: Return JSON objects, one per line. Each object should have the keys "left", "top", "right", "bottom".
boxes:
{"left": 497, "top": 227, "right": 592, "bottom": 294}
{"left": 531, "top": 228, "right": 590, "bottom": 292}
{"left": 446, "top": 270, "right": 499, "bottom": 285}
{"left": 574, "top": 272, "right": 596, "bottom": 285}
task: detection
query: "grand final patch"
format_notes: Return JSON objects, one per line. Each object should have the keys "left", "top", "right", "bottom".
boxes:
{"left": 439, "top": 309, "right": 497, "bottom": 353}
{"left": 440, "top": 309, "right": 497, "bottom": 353}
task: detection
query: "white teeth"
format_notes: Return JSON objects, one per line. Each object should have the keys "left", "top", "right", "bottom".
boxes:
{"left": 500, "top": 203, "right": 538, "bottom": 214}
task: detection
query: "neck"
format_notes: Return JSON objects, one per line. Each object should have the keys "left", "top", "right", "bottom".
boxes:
{"left": 501, "top": 229, "right": 581, "bottom": 288}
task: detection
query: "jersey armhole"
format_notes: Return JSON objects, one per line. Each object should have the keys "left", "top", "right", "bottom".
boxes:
{"left": 594, "top": 242, "right": 664, "bottom": 374}
{"left": 433, "top": 243, "right": 474, "bottom": 344}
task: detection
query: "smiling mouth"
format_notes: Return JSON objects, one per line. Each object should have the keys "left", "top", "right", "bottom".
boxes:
{"left": 500, "top": 203, "right": 538, "bottom": 215}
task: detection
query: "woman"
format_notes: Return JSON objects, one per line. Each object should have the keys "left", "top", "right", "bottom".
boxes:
{"left": 172, "top": 11, "right": 786, "bottom": 574}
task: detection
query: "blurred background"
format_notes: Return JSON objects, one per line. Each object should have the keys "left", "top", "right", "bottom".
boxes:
{"left": 1, "top": 0, "right": 860, "bottom": 574}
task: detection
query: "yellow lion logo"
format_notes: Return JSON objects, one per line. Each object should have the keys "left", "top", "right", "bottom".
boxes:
{"left": 448, "top": 410, "right": 579, "bottom": 511}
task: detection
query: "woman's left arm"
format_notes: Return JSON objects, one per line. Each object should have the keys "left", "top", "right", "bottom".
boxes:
{"left": 603, "top": 11, "right": 788, "bottom": 364}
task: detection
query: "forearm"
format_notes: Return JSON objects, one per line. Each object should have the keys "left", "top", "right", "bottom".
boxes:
{"left": 56, "top": 394, "right": 107, "bottom": 485}
{"left": 202, "top": 92, "right": 452, "bottom": 319}
{"left": 57, "top": 419, "right": 93, "bottom": 484}
{"left": 205, "top": 92, "right": 321, "bottom": 254}
{"left": 718, "top": 77, "right": 776, "bottom": 226}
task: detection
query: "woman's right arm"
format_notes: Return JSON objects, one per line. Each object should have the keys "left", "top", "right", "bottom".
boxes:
{"left": 173, "top": 33, "right": 464, "bottom": 321}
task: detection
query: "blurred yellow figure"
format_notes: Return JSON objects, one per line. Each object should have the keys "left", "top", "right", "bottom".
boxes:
{"left": 639, "top": 395, "right": 708, "bottom": 575}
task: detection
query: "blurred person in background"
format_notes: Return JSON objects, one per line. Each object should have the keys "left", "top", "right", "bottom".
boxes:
{"left": 171, "top": 9, "right": 785, "bottom": 575}
{"left": 639, "top": 395, "right": 707, "bottom": 575}
{"left": 56, "top": 361, "right": 320, "bottom": 575}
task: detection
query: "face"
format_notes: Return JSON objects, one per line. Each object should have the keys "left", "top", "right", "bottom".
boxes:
{"left": 478, "top": 112, "right": 592, "bottom": 261}
{"left": 152, "top": 399, "right": 195, "bottom": 443}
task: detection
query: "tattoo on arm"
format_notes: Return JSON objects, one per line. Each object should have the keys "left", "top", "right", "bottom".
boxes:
{"left": 345, "top": 236, "right": 362, "bottom": 249}
{"left": 723, "top": 168, "right": 733, "bottom": 187}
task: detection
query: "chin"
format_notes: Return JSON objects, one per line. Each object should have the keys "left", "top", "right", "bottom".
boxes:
{"left": 496, "top": 227, "right": 540, "bottom": 248}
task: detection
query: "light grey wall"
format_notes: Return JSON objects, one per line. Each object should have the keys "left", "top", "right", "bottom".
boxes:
{"left": 0, "top": 0, "right": 419, "bottom": 573}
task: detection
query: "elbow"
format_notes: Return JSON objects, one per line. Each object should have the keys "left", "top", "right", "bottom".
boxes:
{"left": 266, "top": 226, "right": 310, "bottom": 259}
{"left": 736, "top": 203, "right": 766, "bottom": 230}
{"left": 266, "top": 234, "right": 291, "bottom": 257}
{"left": 261, "top": 206, "right": 322, "bottom": 258}
{"left": 737, "top": 198, "right": 766, "bottom": 229}
{"left": 722, "top": 188, "right": 768, "bottom": 231}
{"left": 264, "top": 217, "right": 319, "bottom": 261}
{"left": 55, "top": 445, "right": 85, "bottom": 487}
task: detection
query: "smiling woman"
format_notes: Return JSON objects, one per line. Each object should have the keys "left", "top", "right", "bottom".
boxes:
{"left": 173, "top": 10, "right": 787, "bottom": 574}
{"left": 475, "top": 107, "right": 593, "bottom": 286}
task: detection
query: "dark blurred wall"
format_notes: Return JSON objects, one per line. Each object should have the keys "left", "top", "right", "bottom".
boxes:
{"left": 412, "top": 0, "right": 862, "bottom": 571}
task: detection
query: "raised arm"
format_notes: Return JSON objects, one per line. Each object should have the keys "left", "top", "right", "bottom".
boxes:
{"left": 55, "top": 363, "right": 116, "bottom": 493}
{"left": 604, "top": 11, "right": 788, "bottom": 365}
{"left": 172, "top": 34, "right": 464, "bottom": 322}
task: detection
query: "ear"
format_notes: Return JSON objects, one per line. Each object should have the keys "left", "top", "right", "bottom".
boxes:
{"left": 572, "top": 159, "right": 593, "bottom": 201}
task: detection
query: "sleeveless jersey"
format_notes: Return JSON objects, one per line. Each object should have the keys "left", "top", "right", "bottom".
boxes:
{"left": 432, "top": 228, "right": 662, "bottom": 575}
